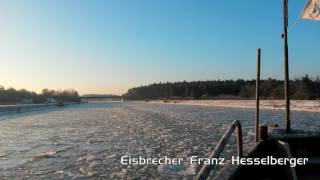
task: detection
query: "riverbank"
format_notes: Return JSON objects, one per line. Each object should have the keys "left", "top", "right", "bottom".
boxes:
{"left": 0, "top": 102, "right": 84, "bottom": 113}
{"left": 147, "top": 100, "right": 320, "bottom": 112}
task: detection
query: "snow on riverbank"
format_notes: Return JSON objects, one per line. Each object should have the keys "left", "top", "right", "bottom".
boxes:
{"left": 148, "top": 100, "right": 320, "bottom": 112}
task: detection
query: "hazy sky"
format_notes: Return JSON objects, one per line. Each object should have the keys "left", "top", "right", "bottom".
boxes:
{"left": 0, "top": 0, "right": 319, "bottom": 95}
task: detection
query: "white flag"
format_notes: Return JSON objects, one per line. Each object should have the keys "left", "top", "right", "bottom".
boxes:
{"left": 301, "top": 0, "right": 320, "bottom": 20}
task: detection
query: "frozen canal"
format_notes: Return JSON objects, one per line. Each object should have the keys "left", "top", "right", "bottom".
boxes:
{"left": 0, "top": 101, "right": 319, "bottom": 179}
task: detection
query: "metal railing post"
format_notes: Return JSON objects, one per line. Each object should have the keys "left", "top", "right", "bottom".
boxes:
{"left": 236, "top": 121, "right": 243, "bottom": 156}
{"left": 196, "top": 120, "right": 243, "bottom": 180}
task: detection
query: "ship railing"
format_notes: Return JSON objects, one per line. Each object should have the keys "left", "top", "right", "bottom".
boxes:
{"left": 196, "top": 120, "right": 243, "bottom": 180}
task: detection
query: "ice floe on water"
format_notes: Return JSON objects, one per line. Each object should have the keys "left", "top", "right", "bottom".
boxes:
{"left": 0, "top": 101, "right": 319, "bottom": 179}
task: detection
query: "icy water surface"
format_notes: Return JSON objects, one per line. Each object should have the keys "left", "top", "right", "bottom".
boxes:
{"left": 0, "top": 101, "right": 319, "bottom": 179}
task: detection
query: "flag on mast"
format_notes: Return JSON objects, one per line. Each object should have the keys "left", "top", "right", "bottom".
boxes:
{"left": 301, "top": 0, "right": 320, "bottom": 20}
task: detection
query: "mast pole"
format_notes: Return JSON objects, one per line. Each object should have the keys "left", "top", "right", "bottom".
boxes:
{"left": 255, "top": 48, "right": 261, "bottom": 142}
{"left": 283, "top": 0, "right": 291, "bottom": 132}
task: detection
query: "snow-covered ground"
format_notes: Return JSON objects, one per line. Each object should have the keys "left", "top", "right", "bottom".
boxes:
{"left": 149, "top": 100, "right": 320, "bottom": 112}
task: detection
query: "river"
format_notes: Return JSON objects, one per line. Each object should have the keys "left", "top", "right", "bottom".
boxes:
{"left": 0, "top": 101, "right": 319, "bottom": 179}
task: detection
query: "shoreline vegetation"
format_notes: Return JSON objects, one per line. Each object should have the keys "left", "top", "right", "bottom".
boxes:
{"left": 147, "top": 99, "right": 320, "bottom": 112}
{"left": 123, "top": 75, "right": 320, "bottom": 101}
{"left": 2, "top": 75, "right": 320, "bottom": 112}
{"left": 124, "top": 75, "right": 320, "bottom": 111}
{"left": 0, "top": 86, "right": 81, "bottom": 105}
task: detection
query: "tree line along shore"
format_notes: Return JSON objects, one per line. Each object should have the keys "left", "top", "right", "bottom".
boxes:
{"left": 123, "top": 75, "right": 320, "bottom": 100}
{"left": 0, "top": 87, "right": 81, "bottom": 105}
{"left": 2, "top": 75, "right": 319, "bottom": 105}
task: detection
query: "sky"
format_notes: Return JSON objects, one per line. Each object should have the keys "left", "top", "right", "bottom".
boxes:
{"left": 0, "top": 0, "right": 319, "bottom": 95}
